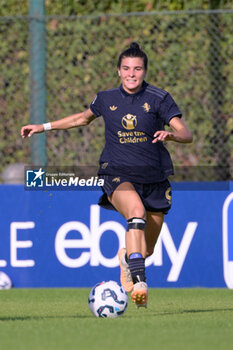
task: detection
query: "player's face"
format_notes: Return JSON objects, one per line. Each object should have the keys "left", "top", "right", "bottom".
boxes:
{"left": 118, "top": 57, "right": 147, "bottom": 94}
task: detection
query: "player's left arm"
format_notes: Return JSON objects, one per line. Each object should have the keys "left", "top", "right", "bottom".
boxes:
{"left": 152, "top": 116, "right": 193, "bottom": 144}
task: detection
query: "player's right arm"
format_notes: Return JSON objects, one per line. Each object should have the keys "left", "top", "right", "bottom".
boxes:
{"left": 21, "top": 108, "right": 95, "bottom": 138}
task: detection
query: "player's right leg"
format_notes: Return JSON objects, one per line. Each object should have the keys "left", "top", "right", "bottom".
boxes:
{"left": 129, "top": 211, "right": 164, "bottom": 308}
{"left": 108, "top": 182, "right": 148, "bottom": 307}
{"left": 131, "top": 281, "right": 148, "bottom": 308}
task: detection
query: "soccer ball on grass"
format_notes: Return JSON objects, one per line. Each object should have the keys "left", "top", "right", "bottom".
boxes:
{"left": 88, "top": 280, "right": 128, "bottom": 318}
{"left": 0, "top": 271, "right": 12, "bottom": 290}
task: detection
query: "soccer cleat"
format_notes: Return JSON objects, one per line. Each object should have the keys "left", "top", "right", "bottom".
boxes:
{"left": 131, "top": 281, "right": 148, "bottom": 308}
{"left": 118, "top": 248, "right": 134, "bottom": 292}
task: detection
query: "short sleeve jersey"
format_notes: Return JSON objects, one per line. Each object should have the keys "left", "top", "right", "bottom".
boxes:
{"left": 90, "top": 81, "right": 182, "bottom": 182}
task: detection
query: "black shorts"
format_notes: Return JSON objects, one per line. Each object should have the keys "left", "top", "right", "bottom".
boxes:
{"left": 98, "top": 175, "right": 172, "bottom": 214}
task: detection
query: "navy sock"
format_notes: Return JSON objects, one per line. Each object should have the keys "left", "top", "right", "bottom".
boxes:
{"left": 128, "top": 253, "right": 146, "bottom": 283}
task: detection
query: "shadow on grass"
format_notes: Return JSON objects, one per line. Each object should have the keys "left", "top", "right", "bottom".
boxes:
{"left": 0, "top": 315, "right": 93, "bottom": 321}
{"left": 155, "top": 308, "right": 233, "bottom": 316}
{"left": 1, "top": 308, "right": 233, "bottom": 321}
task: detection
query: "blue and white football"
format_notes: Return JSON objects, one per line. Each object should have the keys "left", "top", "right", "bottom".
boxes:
{"left": 0, "top": 271, "right": 12, "bottom": 290}
{"left": 88, "top": 280, "right": 128, "bottom": 318}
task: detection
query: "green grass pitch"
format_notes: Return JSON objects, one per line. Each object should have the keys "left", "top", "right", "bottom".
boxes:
{"left": 0, "top": 288, "right": 233, "bottom": 350}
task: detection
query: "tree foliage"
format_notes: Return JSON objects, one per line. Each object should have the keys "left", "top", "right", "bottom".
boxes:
{"left": 0, "top": 1, "right": 232, "bottom": 180}
{"left": 1, "top": 0, "right": 233, "bottom": 16}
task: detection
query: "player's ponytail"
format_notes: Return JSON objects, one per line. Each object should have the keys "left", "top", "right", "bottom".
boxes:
{"left": 117, "top": 42, "right": 148, "bottom": 70}
{"left": 129, "top": 42, "right": 140, "bottom": 50}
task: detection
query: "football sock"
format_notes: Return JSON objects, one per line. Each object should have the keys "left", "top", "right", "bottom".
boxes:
{"left": 128, "top": 253, "right": 146, "bottom": 283}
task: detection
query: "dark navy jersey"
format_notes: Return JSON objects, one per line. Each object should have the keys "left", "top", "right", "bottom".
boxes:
{"left": 90, "top": 81, "right": 182, "bottom": 182}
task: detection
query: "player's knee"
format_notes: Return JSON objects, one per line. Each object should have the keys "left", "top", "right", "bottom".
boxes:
{"left": 128, "top": 206, "right": 146, "bottom": 221}
{"left": 127, "top": 216, "right": 146, "bottom": 231}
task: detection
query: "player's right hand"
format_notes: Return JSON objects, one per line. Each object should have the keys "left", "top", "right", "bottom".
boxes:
{"left": 21, "top": 124, "right": 44, "bottom": 138}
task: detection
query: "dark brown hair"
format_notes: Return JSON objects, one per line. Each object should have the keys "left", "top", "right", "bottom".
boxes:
{"left": 117, "top": 42, "right": 148, "bottom": 70}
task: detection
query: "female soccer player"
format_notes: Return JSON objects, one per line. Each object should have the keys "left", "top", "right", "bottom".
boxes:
{"left": 21, "top": 42, "right": 192, "bottom": 308}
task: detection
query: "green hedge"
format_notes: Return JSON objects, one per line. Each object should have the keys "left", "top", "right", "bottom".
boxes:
{"left": 0, "top": 1, "right": 233, "bottom": 180}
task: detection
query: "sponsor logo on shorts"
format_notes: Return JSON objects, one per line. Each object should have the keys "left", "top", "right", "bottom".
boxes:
{"left": 101, "top": 163, "right": 108, "bottom": 169}
{"left": 112, "top": 177, "right": 121, "bottom": 183}
{"left": 165, "top": 187, "right": 172, "bottom": 205}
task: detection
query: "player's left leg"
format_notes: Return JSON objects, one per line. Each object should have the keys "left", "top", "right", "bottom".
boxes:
{"left": 144, "top": 211, "right": 164, "bottom": 258}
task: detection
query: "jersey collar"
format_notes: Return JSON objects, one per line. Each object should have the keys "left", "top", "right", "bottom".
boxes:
{"left": 119, "top": 80, "right": 148, "bottom": 98}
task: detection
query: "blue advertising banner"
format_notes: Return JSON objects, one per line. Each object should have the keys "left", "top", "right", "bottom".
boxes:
{"left": 0, "top": 182, "right": 232, "bottom": 288}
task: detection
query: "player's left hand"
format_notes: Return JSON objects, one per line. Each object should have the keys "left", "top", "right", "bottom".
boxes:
{"left": 152, "top": 130, "right": 174, "bottom": 143}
